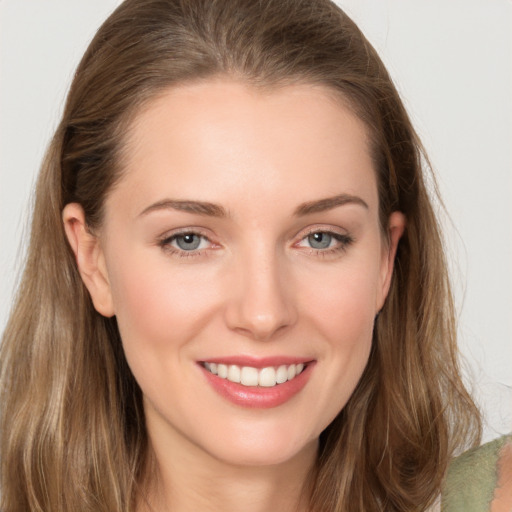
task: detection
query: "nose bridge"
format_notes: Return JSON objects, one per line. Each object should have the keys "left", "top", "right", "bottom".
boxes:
{"left": 225, "top": 240, "right": 296, "bottom": 340}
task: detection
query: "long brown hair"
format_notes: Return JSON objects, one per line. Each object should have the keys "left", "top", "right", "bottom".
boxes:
{"left": 0, "top": 1, "right": 481, "bottom": 510}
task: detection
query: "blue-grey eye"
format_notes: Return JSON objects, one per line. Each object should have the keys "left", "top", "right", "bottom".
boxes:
{"left": 307, "top": 232, "right": 332, "bottom": 249}
{"left": 175, "top": 233, "right": 202, "bottom": 250}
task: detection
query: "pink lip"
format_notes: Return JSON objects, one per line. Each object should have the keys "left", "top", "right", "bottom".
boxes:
{"left": 199, "top": 355, "right": 312, "bottom": 368}
{"left": 199, "top": 360, "right": 315, "bottom": 409}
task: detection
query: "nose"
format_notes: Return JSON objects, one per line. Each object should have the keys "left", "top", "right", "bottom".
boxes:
{"left": 224, "top": 248, "right": 297, "bottom": 341}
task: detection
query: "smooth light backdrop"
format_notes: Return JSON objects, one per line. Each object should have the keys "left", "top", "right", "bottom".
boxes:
{"left": 1, "top": 0, "right": 511, "bottom": 442}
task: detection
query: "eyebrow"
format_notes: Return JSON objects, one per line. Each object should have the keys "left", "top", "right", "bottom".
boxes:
{"left": 138, "top": 193, "right": 368, "bottom": 219}
{"left": 139, "top": 199, "right": 227, "bottom": 218}
{"left": 294, "top": 193, "right": 369, "bottom": 216}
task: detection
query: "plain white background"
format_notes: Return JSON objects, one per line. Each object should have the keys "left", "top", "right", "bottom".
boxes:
{"left": 1, "top": 0, "right": 511, "bottom": 442}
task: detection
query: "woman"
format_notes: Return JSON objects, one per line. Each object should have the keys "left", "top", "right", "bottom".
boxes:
{"left": 0, "top": 1, "right": 481, "bottom": 511}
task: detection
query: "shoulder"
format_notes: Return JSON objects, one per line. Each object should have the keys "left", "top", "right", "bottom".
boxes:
{"left": 442, "top": 434, "right": 512, "bottom": 512}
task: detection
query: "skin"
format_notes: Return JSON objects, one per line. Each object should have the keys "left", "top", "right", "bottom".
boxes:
{"left": 63, "top": 79, "right": 405, "bottom": 512}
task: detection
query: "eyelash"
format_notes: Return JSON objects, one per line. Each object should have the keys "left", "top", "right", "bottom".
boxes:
{"left": 297, "top": 228, "right": 354, "bottom": 257}
{"left": 157, "top": 228, "right": 354, "bottom": 258}
{"left": 157, "top": 230, "right": 213, "bottom": 258}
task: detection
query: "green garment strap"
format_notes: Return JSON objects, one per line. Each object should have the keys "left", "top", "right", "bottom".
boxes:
{"left": 442, "top": 434, "right": 511, "bottom": 512}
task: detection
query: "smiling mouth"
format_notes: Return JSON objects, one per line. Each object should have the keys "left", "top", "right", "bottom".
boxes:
{"left": 201, "top": 362, "right": 306, "bottom": 388}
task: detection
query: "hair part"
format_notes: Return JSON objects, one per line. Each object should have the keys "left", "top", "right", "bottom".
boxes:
{"left": 0, "top": 1, "right": 481, "bottom": 511}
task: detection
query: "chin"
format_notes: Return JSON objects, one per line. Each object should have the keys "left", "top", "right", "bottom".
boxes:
{"left": 213, "top": 442, "right": 317, "bottom": 469}
{"left": 197, "top": 420, "right": 320, "bottom": 468}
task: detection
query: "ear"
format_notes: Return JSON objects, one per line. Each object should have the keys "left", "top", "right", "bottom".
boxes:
{"left": 62, "top": 203, "right": 115, "bottom": 317}
{"left": 376, "top": 211, "right": 406, "bottom": 312}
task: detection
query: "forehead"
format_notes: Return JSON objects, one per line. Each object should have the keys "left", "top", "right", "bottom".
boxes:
{"left": 110, "top": 79, "right": 378, "bottom": 219}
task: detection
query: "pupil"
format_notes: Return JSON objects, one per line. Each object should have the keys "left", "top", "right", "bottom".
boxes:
{"left": 177, "top": 233, "right": 201, "bottom": 250}
{"left": 309, "top": 232, "right": 331, "bottom": 249}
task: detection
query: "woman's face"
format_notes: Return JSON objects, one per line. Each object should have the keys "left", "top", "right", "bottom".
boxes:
{"left": 72, "top": 80, "right": 404, "bottom": 467}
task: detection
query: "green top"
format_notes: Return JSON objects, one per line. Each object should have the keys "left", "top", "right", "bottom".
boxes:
{"left": 442, "top": 434, "right": 511, "bottom": 512}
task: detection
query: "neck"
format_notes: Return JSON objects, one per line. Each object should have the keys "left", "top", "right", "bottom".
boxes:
{"left": 138, "top": 429, "right": 317, "bottom": 512}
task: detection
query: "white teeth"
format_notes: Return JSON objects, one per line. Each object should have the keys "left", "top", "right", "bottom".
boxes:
{"left": 259, "top": 367, "right": 276, "bottom": 387}
{"left": 217, "top": 364, "right": 228, "bottom": 378}
{"left": 203, "top": 362, "right": 306, "bottom": 387}
{"left": 240, "top": 366, "right": 259, "bottom": 386}
{"left": 227, "top": 365, "right": 241, "bottom": 383}
{"left": 276, "top": 365, "right": 288, "bottom": 384}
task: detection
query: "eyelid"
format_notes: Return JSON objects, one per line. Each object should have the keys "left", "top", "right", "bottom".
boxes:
{"left": 156, "top": 224, "right": 353, "bottom": 258}
{"left": 293, "top": 225, "right": 354, "bottom": 254}
{"left": 294, "top": 224, "right": 350, "bottom": 242}
{"left": 157, "top": 227, "right": 220, "bottom": 256}
{"left": 158, "top": 226, "right": 211, "bottom": 242}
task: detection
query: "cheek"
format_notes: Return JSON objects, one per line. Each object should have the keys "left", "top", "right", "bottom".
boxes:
{"left": 302, "top": 256, "right": 379, "bottom": 400}
{"left": 303, "top": 258, "right": 380, "bottom": 343}
{"left": 104, "top": 251, "right": 228, "bottom": 416}
{"left": 290, "top": 261, "right": 378, "bottom": 437}
{"left": 104, "top": 249, "right": 220, "bottom": 362}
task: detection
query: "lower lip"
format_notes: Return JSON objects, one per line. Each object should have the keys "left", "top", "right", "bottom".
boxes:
{"left": 199, "top": 363, "right": 315, "bottom": 409}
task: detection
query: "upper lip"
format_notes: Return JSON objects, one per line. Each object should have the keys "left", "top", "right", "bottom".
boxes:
{"left": 198, "top": 355, "right": 314, "bottom": 368}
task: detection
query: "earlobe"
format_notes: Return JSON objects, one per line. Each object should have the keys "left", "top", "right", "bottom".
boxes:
{"left": 377, "top": 211, "right": 406, "bottom": 311}
{"left": 62, "top": 203, "right": 115, "bottom": 317}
